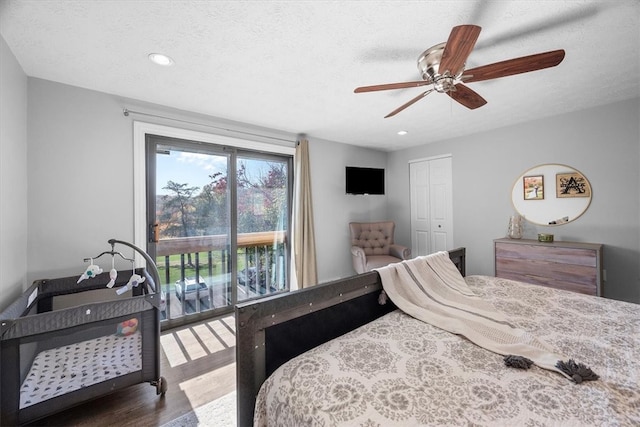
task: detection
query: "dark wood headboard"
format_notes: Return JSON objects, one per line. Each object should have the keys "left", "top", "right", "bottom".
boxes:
{"left": 234, "top": 247, "right": 465, "bottom": 427}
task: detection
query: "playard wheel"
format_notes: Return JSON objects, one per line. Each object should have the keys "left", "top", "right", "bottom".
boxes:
{"left": 152, "top": 376, "right": 168, "bottom": 395}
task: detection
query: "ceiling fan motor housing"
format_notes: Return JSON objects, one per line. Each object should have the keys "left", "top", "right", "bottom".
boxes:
{"left": 417, "top": 42, "right": 459, "bottom": 92}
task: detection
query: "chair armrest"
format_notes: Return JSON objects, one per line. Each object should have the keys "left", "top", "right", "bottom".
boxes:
{"left": 351, "top": 246, "right": 367, "bottom": 274}
{"left": 351, "top": 246, "right": 366, "bottom": 258}
{"left": 389, "top": 244, "right": 411, "bottom": 260}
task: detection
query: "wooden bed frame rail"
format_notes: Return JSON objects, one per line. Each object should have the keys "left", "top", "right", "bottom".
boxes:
{"left": 235, "top": 247, "right": 465, "bottom": 426}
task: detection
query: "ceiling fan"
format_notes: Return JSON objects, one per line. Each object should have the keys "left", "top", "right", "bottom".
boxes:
{"left": 354, "top": 25, "right": 565, "bottom": 118}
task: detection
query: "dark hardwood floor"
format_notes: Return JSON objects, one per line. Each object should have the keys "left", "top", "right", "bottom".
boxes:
{"left": 26, "top": 315, "right": 237, "bottom": 427}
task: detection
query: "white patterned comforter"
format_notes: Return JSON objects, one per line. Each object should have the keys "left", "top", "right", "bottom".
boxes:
{"left": 254, "top": 275, "right": 640, "bottom": 426}
{"left": 20, "top": 332, "right": 142, "bottom": 408}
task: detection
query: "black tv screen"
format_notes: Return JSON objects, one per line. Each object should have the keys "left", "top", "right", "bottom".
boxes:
{"left": 346, "top": 166, "right": 385, "bottom": 195}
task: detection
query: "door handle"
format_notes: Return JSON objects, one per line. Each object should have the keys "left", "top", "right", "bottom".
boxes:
{"left": 149, "top": 222, "right": 159, "bottom": 243}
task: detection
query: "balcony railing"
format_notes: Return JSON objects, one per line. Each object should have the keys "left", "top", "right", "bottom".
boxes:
{"left": 155, "top": 231, "right": 288, "bottom": 320}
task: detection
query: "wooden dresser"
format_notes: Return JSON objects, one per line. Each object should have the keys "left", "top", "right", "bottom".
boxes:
{"left": 494, "top": 238, "right": 603, "bottom": 296}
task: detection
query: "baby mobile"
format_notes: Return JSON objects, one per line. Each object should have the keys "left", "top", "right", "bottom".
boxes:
{"left": 77, "top": 241, "right": 146, "bottom": 295}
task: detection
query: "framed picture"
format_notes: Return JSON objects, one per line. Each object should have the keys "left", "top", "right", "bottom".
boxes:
{"left": 556, "top": 172, "right": 591, "bottom": 198}
{"left": 523, "top": 175, "right": 544, "bottom": 200}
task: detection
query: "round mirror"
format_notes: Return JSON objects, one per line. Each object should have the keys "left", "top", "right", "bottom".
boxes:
{"left": 511, "top": 163, "right": 592, "bottom": 226}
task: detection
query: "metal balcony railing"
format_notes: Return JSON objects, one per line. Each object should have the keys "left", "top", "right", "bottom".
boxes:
{"left": 155, "top": 231, "right": 288, "bottom": 320}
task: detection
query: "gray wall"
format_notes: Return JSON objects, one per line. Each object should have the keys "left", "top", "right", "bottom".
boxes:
{"left": 0, "top": 35, "right": 28, "bottom": 309}
{"left": 309, "top": 138, "right": 387, "bottom": 282}
{"left": 19, "top": 77, "right": 385, "bottom": 293}
{"left": 26, "top": 78, "right": 136, "bottom": 282}
{"left": 387, "top": 98, "right": 640, "bottom": 303}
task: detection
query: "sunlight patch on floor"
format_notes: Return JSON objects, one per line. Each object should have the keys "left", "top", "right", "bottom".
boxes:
{"left": 161, "top": 315, "right": 236, "bottom": 368}
{"left": 178, "top": 362, "right": 237, "bottom": 408}
{"left": 160, "top": 333, "right": 188, "bottom": 367}
{"left": 193, "top": 323, "right": 226, "bottom": 353}
{"left": 209, "top": 316, "right": 236, "bottom": 347}
{"left": 176, "top": 328, "right": 208, "bottom": 360}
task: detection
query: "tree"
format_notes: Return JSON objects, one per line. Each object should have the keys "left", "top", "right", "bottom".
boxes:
{"left": 161, "top": 181, "right": 200, "bottom": 238}
{"left": 159, "top": 161, "right": 288, "bottom": 236}
{"left": 196, "top": 171, "right": 228, "bottom": 235}
{"left": 258, "top": 162, "right": 288, "bottom": 232}
{"left": 236, "top": 161, "right": 288, "bottom": 233}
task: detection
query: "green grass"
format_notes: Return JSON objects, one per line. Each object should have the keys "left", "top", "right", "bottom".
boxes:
{"left": 155, "top": 250, "right": 254, "bottom": 290}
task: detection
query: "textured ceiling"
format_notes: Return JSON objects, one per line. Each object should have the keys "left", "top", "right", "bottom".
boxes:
{"left": 1, "top": 0, "right": 638, "bottom": 151}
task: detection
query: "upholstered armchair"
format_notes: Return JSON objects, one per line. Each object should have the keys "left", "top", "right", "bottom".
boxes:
{"left": 349, "top": 221, "right": 411, "bottom": 274}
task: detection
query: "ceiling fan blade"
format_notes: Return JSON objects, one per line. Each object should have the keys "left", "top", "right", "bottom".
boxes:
{"left": 385, "top": 89, "right": 434, "bottom": 118}
{"left": 448, "top": 84, "right": 487, "bottom": 109}
{"left": 354, "top": 80, "right": 432, "bottom": 93}
{"left": 439, "top": 25, "right": 482, "bottom": 77}
{"left": 463, "top": 49, "right": 565, "bottom": 83}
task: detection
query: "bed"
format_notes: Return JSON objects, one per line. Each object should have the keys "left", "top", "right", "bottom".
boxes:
{"left": 236, "top": 248, "right": 640, "bottom": 426}
{"left": 0, "top": 239, "right": 166, "bottom": 426}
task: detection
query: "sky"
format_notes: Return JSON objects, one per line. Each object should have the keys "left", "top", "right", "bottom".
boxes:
{"left": 156, "top": 150, "right": 227, "bottom": 195}
{"left": 156, "top": 150, "right": 283, "bottom": 196}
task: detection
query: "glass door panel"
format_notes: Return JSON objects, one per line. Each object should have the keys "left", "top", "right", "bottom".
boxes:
{"left": 236, "top": 155, "right": 289, "bottom": 302}
{"left": 149, "top": 139, "right": 232, "bottom": 324}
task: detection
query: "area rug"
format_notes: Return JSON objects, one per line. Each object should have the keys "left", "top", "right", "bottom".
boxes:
{"left": 161, "top": 391, "right": 236, "bottom": 427}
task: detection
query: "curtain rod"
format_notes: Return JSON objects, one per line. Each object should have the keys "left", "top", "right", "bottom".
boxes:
{"left": 122, "top": 108, "right": 297, "bottom": 144}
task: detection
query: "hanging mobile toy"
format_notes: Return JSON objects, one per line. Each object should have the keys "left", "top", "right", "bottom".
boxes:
{"left": 106, "top": 254, "right": 118, "bottom": 288}
{"left": 116, "top": 274, "right": 146, "bottom": 295}
{"left": 77, "top": 259, "right": 103, "bottom": 283}
{"left": 116, "top": 261, "right": 145, "bottom": 295}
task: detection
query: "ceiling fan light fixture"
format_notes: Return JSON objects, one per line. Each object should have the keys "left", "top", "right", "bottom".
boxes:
{"left": 148, "top": 53, "right": 174, "bottom": 66}
{"left": 434, "top": 75, "right": 457, "bottom": 93}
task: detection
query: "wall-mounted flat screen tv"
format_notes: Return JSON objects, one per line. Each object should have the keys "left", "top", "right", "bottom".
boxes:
{"left": 345, "top": 166, "right": 385, "bottom": 195}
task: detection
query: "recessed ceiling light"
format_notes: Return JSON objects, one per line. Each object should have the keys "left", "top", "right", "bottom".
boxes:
{"left": 397, "top": 130, "right": 408, "bottom": 136}
{"left": 148, "top": 53, "right": 174, "bottom": 66}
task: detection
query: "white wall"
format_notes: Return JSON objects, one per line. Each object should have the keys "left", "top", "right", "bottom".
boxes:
{"left": 387, "top": 98, "right": 640, "bottom": 303}
{"left": 0, "top": 35, "right": 28, "bottom": 310}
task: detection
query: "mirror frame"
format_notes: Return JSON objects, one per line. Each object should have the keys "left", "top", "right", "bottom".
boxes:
{"left": 511, "top": 163, "right": 592, "bottom": 226}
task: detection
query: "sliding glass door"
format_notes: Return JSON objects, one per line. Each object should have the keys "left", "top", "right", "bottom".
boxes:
{"left": 146, "top": 134, "right": 291, "bottom": 327}
{"left": 235, "top": 154, "right": 289, "bottom": 301}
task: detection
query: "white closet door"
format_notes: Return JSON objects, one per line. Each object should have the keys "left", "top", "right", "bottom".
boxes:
{"left": 410, "top": 161, "right": 430, "bottom": 256}
{"left": 410, "top": 156, "right": 453, "bottom": 256}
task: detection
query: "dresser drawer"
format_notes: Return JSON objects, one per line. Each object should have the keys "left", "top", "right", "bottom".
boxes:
{"left": 495, "top": 242, "right": 598, "bottom": 267}
{"left": 494, "top": 239, "right": 603, "bottom": 296}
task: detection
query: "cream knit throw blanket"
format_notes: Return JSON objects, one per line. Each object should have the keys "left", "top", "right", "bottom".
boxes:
{"left": 375, "top": 251, "right": 597, "bottom": 382}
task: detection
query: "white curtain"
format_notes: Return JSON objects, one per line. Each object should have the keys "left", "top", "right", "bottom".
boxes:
{"left": 292, "top": 138, "right": 317, "bottom": 288}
